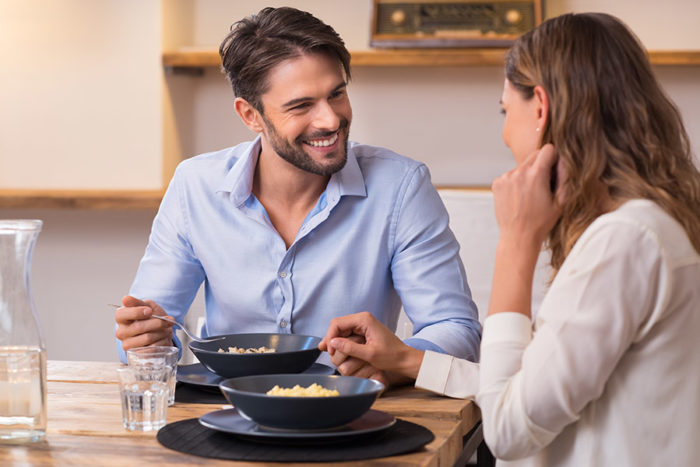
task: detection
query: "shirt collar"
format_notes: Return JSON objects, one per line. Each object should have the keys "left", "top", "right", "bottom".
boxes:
{"left": 218, "top": 135, "right": 367, "bottom": 206}
{"left": 330, "top": 143, "right": 367, "bottom": 198}
{"left": 218, "top": 136, "right": 261, "bottom": 207}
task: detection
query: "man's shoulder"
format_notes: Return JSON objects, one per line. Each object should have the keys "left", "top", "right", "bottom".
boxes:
{"left": 175, "top": 141, "right": 253, "bottom": 175}
{"left": 349, "top": 141, "right": 425, "bottom": 176}
{"left": 349, "top": 141, "right": 422, "bottom": 166}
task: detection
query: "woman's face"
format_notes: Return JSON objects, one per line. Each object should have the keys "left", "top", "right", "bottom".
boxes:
{"left": 500, "top": 79, "right": 542, "bottom": 164}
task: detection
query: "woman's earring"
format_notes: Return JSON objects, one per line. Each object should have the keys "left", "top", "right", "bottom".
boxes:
{"left": 536, "top": 127, "right": 540, "bottom": 132}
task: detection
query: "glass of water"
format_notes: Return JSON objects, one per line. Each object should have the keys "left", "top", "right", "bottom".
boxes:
{"left": 117, "top": 366, "right": 169, "bottom": 431}
{"left": 126, "top": 346, "right": 178, "bottom": 406}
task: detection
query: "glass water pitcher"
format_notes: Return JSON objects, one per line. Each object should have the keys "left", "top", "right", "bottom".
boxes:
{"left": 0, "top": 220, "right": 47, "bottom": 443}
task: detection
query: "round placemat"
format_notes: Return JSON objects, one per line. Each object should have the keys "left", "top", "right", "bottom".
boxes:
{"left": 157, "top": 417, "right": 434, "bottom": 462}
{"left": 175, "top": 383, "right": 228, "bottom": 404}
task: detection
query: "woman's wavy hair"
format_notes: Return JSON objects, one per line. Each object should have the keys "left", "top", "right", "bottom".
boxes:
{"left": 506, "top": 12, "right": 700, "bottom": 273}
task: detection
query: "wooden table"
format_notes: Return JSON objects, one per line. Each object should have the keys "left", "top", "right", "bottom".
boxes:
{"left": 0, "top": 361, "right": 481, "bottom": 466}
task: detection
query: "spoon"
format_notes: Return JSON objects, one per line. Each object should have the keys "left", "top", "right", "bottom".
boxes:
{"left": 109, "top": 304, "right": 225, "bottom": 343}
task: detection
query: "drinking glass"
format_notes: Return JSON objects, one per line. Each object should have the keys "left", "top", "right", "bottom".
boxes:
{"left": 126, "top": 346, "right": 178, "bottom": 406}
{"left": 117, "top": 366, "right": 169, "bottom": 431}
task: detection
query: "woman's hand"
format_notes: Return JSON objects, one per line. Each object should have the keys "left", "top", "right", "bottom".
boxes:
{"left": 492, "top": 143, "right": 565, "bottom": 249}
{"left": 319, "top": 312, "right": 424, "bottom": 384}
{"left": 488, "top": 144, "right": 567, "bottom": 318}
{"left": 325, "top": 334, "right": 390, "bottom": 387}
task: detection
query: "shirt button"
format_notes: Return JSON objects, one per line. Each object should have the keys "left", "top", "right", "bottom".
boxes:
{"left": 280, "top": 320, "right": 287, "bottom": 328}
{"left": 279, "top": 271, "right": 287, "bottom": 278}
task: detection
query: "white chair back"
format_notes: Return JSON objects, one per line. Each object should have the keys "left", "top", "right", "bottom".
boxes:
{"left": 439, "top": 189, "right": 551, "bottom": 324}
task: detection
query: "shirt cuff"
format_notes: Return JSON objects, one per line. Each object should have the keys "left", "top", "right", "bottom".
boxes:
{"left": 479, "top": 312, "right": 532, "bottom": 395}
{"left": 482, "top": 312, "right": 532, "bottom": 347}
{"left": 415, "top": 350, "right": 479, "bottom": 399}
{"left": 416, "top": 350, "right": 453, "bottom": 394}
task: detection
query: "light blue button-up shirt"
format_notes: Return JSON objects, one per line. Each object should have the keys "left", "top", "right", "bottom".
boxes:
{"left": 118, "top": 137, "right": 481, "bottom": 364}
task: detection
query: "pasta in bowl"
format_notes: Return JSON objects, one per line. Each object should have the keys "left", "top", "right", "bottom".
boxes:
{"left": 218, "top": 374, "right": 385, "bottom": 430}
{"left": 189, "top": 333, "right": 321, "bottom": 378}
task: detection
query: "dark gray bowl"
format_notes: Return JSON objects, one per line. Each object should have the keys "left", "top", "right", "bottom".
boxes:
{"left": 219, "top": 374, "right": 385, "bottom": 430}
{"left": 189, "top": 333, "right": 321, "bottom": 378}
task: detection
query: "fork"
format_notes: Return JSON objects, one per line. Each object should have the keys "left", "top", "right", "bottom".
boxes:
{"left": 109, "top": 304, "right": 225, "bottom": 343}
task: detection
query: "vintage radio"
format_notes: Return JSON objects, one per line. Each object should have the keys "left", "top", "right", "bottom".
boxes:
{"left": 371, "top": 0, "right": 543, "bottom": 48}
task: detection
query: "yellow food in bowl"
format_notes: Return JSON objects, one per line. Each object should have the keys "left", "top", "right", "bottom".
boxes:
{"left": 266, "top": 383, "right": 340, "bottom": 397}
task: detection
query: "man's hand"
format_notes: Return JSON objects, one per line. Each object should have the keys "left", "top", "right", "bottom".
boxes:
{"left": 114, "top": 295, "right": 174, "bottom": 351}
{"left": 319, "top": 312, "right": 424, "bottom": 385}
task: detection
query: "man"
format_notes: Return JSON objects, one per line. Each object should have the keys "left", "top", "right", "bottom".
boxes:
{"left": 115, "top": 7, "right": 480, "bottom": 386}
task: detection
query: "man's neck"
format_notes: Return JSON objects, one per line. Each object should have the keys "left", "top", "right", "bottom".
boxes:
{"left": 252, "top": 144, "right": 331, "bottom": 248}
{"left": 252, "top": 147, "right": 330, "bottom": 211}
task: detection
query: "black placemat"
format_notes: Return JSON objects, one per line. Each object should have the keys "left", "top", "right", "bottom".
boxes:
{"left": 175, "top": 383, "right": 227, "bottom": 404}
{"left": 157, "top": 417, "right": 434, "bottom": 462}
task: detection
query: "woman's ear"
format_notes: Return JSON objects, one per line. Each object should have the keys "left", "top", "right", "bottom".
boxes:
{"left": 533, "top": 85, "right": 550, "bottom": 133}
{"left": 234, "top": 97, "right": 264, "bottom": 133}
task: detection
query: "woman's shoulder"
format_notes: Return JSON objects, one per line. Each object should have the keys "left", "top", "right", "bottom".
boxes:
{"left": 579, "top": 199, "right": 698, "bottom": 265}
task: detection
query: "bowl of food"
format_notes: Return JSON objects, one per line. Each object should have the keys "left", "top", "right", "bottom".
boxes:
{"left": 189, "top": 333, "right": 321, "bottom": 378}
{"left": 218, "top": 374, "right": 385, "bottom": 430}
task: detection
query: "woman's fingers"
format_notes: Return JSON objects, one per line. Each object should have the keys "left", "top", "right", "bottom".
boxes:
{"left": 329, "top": 336, "right": 373, "bottom": 364}
{"left": 319, "top": 312, "right": 373, "bottom": 354}
{"left": 493, "top": 143, "right": 564, "bottom": 245}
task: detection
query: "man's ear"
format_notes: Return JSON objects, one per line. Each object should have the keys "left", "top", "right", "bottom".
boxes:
{"left": 234, "top": 97, "right": 264, "bottom": 133}
{"left": 533, "top": 85, "right": 549, "bottom": 133}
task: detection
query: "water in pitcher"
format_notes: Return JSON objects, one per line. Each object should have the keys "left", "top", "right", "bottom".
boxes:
{"left": 0, "top": 346, "right": 47, "bottom": 443}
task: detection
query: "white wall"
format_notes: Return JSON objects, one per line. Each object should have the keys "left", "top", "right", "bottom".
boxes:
{"left": 0, "top": 208, "right": 156, "bottom": 361}
{"left": 0, "top": 0, "right": 163, "bottom": 189}
{"left": 1, "top": 1, "right": 699, "bottom": 361}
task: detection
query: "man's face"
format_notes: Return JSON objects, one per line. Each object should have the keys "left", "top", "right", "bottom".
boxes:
{"left": 257, "top": 52, "right": 353, "bottom": 176}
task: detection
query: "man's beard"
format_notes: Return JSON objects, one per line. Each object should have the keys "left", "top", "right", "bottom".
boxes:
{"left": 261, "top": 115, "right": 350, "bottom": 176}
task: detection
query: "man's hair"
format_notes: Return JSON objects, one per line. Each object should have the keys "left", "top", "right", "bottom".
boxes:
{"left": 506, "top": 12, "right": 700, "bottom": 273}
{"left": 219, "top": 7, "right": 351, "bottom": 113}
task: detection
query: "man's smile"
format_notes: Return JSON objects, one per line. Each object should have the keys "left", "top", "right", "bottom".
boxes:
{"left": 303, "top": 131, "right": 339, "bottom": 148}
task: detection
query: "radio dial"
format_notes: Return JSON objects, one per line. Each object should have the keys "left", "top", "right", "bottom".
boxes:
{"left": 391, "top": 9, "right": 407, "bottom": 26}
{"left": 505, "top": 9, "right": 523, "bottom": 25}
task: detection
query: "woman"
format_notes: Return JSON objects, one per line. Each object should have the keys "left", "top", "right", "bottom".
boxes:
{"left": 319, "top": 13, "right": 700, "bottom": 466}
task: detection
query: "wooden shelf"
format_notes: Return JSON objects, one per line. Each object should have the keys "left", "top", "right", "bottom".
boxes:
{"left": 0, "top": 189, "right": 164, "bottom": 210}
{"left": 0, "top": 186, "right": 491, "bottom": 210}
{"left": 647, "top": 50, "right": 700, "bottom": 66}
{"left": 163, "top": 48, "right": 700, "bottom": 69}
{"left": 163, "top": 48, "right": 221, "bottom": 68}
{"left": 352, "top": 48, "right": 509, "bottom": 66}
